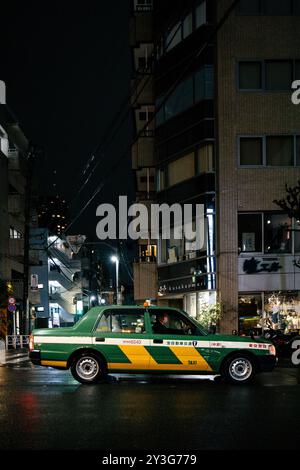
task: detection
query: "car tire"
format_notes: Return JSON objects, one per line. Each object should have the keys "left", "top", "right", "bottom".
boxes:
{"left": 221, "top": 354, "right": 256, "bottom": 385}
{"left": 71, "top": 353, "right": 107, "bottom": 384}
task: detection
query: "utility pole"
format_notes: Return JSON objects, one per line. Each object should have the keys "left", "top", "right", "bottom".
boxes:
{"left": 22, "top": 143, "right": 38, "bottom": 334}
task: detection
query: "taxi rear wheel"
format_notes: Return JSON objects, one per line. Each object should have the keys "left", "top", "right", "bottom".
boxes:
{"left": 71, "top": 353, "right": 107, "bottom": 384}
{"left": 221, "top": 354, "right": 256, "bottom": 384}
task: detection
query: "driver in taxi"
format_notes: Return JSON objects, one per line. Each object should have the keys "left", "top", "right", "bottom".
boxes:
{"left": 152, "top": 312, "right": 186, "bottom": 335}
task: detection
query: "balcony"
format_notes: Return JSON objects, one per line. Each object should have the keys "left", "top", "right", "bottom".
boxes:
{"left": 49, "top": 269, "right": 80, "bottom": 292}
{"left": 130, "top": 12, "right": 153, "bottom": 46}
{"left": 133, "top": 43, "right": 154, "bottom": 74}
{"left": 130, "top": 75, "right": 154, "bottom": 106}
{"left": 132, "top": 133, "right": 155, "bottom": 169}
{"left": 133, "top": 259, "right": 157, "bottom": 301}
{"left": 135, "top": 167, "right": 156, "bottom": 195}
{"left": 49, "top": 292, "right": 76, "bottom": 314}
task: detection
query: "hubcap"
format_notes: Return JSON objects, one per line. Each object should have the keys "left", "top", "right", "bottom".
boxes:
{"left": 76, "top": 357, "right": 99, "bottom": 381}
{"left": 229, "top": 358, "right": 252, "bottom": 381}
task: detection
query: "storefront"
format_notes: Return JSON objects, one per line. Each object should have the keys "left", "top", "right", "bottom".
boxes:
{"left": 184, "top": 290, "right": 216, "bottom": 318}
{"left": 238, "top": 291, "right": 300, "bottom": 334}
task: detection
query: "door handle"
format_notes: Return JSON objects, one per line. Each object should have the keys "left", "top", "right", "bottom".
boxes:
{"left": 153, "top": 339, "right": 163, "bottom": 344}
{"left": 95, "top": 337, "right": 105, "bottom": 342}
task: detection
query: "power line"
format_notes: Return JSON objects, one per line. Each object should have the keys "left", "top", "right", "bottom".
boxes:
{"left": 73, "top": 2, "right": 195, "bottom": 201}
{"left": 61, "top": 0, "right": 239, "bottom": 237}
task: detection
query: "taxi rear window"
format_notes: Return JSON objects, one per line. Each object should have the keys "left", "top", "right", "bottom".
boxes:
{"left": 95, "top": 309, "right": 145, "bottom": 334}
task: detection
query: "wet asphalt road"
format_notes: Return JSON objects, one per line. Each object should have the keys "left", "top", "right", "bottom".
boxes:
{"left": 0, "top": 360, "right": 300, "bottom": 451}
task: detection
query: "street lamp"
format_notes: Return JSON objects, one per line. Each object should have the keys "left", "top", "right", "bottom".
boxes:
{"left": 111, "top": 255, "right": 120, "bottom": 304}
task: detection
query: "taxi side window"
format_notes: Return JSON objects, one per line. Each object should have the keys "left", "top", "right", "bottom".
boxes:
{"left": 97, "top": 312, "right": 111, "bottom": 332}
{"left": 96, "top": 310, "right": 145, "bottom": 334}
{"left": 151, "top": 310, "right": 197, "bottom": 335}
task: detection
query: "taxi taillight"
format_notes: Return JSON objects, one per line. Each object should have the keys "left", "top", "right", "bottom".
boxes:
{"left": 29, "top": 334, "right": 34, "bottom": 352}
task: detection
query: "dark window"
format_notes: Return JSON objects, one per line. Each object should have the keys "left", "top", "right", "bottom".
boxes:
{"left": 263, "top": 0, "right": 292, "bottom": 15}
{"left": 239, "top": 62, "right": 262, "bottom": 89}
{"left": 238, "top": 214, "right": 262, "bottom": 253}
{"left": 195, "top": 0, "right": 206, "bottom": 28}
{"left": 294, "top": 0, "right": 300, "bottom": 15}
{"left": 96, "top": 309, "right": 145, "bottom": 334}
{"left": 156, "top": 66, "right": 213, "bottom": 126}
{"left": 265, "top": 61, "right": 293, "bottom": 90}
{"left": 295, "top": 219, "right": 300, "bottom": 252}
{"left": 296, "top": 137, "right": 300, "bottom": 165}
{"left": 264, "top": 213, "right": 291, "bottom": 253}
{"left": 165, "top": 77, "right": 193, "bottom": 120}
{"left": 240, "top": 137, "right": 263, "bottom": 165}
{"left": 195, "top": 66, "right": 214, "bottom": 101}
{"left": 266, "top": 136, "right": 294, "bottom": 166}
{"left": 155, "top": 96, "right": 165, "bottom": 126}
{"left": 238, "top": 0, "right": 261, "bottom": 14}
{"left": 295, "top": 61, "right": 300, "bottom": 79}
{"left": 183, "top": 12, "right": 193, "bottom": 38}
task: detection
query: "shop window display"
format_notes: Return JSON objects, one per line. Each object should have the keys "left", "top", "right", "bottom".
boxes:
{"left": 239, "top": 291, "right": 300, "bottom": 335}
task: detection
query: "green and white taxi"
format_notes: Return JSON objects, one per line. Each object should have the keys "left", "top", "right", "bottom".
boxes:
{"left": 29, "top": 305, "right": 277, "bottom": 384}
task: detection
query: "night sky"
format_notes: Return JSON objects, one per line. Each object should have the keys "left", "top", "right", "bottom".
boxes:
{"left": 2, "top": 1, "right": 135, "bottom": 286}
{"left": 1, "top": 0, "right": 134, "bottom": 237}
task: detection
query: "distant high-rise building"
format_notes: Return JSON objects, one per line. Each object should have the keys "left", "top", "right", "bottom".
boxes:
{"left": 38, "top": 195, "right": 69, "bottom": 236}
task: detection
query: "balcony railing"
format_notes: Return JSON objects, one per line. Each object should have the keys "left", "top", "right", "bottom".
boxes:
{"left": 133, "top": 260, "right": 157, "bottom": 300}
{"left": 132, "top": 135, "right": 155, "bottom": 168}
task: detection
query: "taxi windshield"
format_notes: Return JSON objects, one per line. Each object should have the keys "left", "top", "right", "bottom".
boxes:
{"left": 182, "top": 310, "right": 209, "bottom": 336}
{"left": 186, "top": 315, "right": 209, "bottom": 335}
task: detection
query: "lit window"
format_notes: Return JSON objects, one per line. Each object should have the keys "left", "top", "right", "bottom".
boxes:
{"left": 264, "top": 213, "right": 291, "bottom": 253}
{"left": 167, "top": 153, "right": 195, "bottom": 187}
{"left": 238, "top": 214, "right": 263, "bottom": 253}
{"left": 197, "top": 145, "right": 214, "bottom": 173}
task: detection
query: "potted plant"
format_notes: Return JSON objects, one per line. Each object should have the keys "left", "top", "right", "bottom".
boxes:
{"left": 196, "top": 302, "right": 222, "bottom": 334}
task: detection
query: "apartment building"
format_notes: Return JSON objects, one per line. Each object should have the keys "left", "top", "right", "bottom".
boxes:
{"left": 130, "top": 0, "right": 158, "bottom": 303}
{"left": 0, "top": 103, "right": 29, "bottom": 337}
{"left": 130, "top": 0, "right": 300, "bottom": 334}
{"left": 216, "top": 0, "right": 300, "bottom": 332}
{"left": 29, "top": 230, "right": 86, "bottom": 328}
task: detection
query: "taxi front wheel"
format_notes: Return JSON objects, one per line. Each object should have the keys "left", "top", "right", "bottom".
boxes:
{"left": 71, "top": 353, "right": 107, "bottom": 384}
{"left": 221, "top": 354, "right": 256, "bottom": 384}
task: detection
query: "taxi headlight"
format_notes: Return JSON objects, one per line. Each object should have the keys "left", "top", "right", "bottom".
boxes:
{"left": 268, "top": 344, "right": 276, "bottom": 356}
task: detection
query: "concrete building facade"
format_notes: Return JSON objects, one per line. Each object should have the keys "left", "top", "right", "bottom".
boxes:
{"left": 0, "top": 104, "right": 29, "bottom": 337}
{"left": 130, "top": 0, "right": 300, "bottom": 334}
